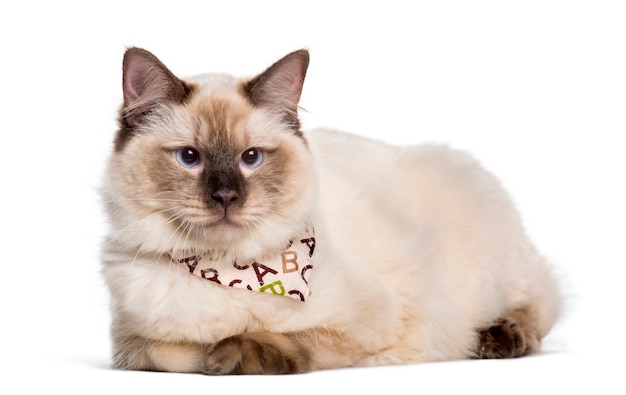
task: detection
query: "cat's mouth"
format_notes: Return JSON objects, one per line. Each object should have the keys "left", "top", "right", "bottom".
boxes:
{"left": 173, "top": 205, "right": 247, "bottom": 241}
{"left": 181, "top": 204, "right": 241, "bottom": 226}
{"left": 214, "top": 216, "right": 239, "bottom": 227}
{"left": 195, "top": 214, "right": 241, "bottom": 230}
{"left": 177, "top": 215, "right": 243, "bottom": 247}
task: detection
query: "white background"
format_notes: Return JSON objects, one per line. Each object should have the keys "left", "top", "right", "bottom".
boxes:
{"left": 1, "top": 0, "right": 624, "bottom": 393}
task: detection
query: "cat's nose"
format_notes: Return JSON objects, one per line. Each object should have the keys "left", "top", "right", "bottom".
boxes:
{"left": 211, "top": 186, "right": 239, "bottom": 210}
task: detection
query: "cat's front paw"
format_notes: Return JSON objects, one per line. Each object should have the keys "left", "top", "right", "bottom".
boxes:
{"left": 203, "top": 332, "right": 309, "bottom": 375}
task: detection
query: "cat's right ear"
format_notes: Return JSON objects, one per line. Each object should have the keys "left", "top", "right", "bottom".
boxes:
{"left": 121, "top": 47, "right": 192, "bottom": 127}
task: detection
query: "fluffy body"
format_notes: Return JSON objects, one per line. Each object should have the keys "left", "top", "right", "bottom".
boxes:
{"left": 102, "top": 48, "right": 561, "bottom": 374}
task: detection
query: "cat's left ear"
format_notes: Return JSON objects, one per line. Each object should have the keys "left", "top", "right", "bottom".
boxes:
{"left": 243, "top": 49, "right": 309, "bottom": 129}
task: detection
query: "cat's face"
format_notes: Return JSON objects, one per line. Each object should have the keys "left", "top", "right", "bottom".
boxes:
{"left": 104, "top": 48, "right": 314, "bottom": 260}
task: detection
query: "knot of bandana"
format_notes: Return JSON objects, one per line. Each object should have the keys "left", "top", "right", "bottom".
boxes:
{"left": 170, "top": 226, "right": 315, "bottom": 302}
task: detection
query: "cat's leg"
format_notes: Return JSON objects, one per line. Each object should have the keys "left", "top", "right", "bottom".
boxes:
{"left": 112, "top": 329, "right": 359, "bottom": 374}
{"left": 203, "top": 329, "right": 361, "bottom": 374}
{"left": 112, "top": 334, "right": 208, "bottom": 373}
{"left": 474, "top": 306, "right": 541, "bottom": 359}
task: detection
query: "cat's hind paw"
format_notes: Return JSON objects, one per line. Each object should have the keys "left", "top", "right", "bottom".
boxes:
{"left": 475, "top": 307, "right": 541, "bottom": 359}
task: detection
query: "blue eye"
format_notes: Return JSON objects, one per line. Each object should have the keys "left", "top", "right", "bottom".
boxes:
{"left": 241, "top": 147, "right": 264, "bottom": 169}
{"left": 176, "top": 147, "right": 201, "bottom": 168}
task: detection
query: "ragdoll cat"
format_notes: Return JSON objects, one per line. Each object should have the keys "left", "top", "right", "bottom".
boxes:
{"left": 101, "top": 47, "right": 562, "bottom": 374}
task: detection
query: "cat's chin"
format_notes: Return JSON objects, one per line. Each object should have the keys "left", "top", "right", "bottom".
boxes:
{"left": 200, "top": 218, "right": 244, "bottom": 243}
{"left": 182, "top": 215, "right": 308, "bottom": 262}
{"left": 178, "top": 218, "right": 271, "bottom": 258}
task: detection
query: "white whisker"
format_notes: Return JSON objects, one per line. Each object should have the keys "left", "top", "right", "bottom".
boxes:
{"left": 107, "top": 206, "right": 180, "bottom": 245}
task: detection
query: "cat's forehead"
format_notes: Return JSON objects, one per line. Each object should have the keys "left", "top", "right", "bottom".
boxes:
{"left": 159, "top": 72, "right": 290, "bottom": 150}
{"left": 167, "top": 74, "right": 255, "bottom": 149}
{"left": 186, "top": 73, "right": 240, "bottom": 93}
{"left": 185, "top": 73, "right": 251, "bottom": 116}
{"left": 186, "top": 76, "right": 251, "bottom": 125}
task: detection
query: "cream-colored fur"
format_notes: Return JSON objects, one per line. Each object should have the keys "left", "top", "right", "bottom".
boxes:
{"left": 102, "top": 48, "right": 561, "bottom": 373}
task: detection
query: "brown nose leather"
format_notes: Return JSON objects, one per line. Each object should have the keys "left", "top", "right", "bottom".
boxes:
{"left": 211, "top": 187, "right": 239, "bottom": 210}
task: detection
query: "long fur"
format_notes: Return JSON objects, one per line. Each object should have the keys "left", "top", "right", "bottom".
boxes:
{"left": 101, "top": 48, "right": 562, "bottom": 374}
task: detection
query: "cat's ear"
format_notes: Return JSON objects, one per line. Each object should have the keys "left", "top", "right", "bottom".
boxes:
{"left": 243, "top": 49, "right": 309, "bottom": 129}
{"left": 121, "top": 47, "right": 191, "bottom": 127}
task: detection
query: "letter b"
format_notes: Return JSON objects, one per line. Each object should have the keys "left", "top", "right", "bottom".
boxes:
{"left": 281, "top": 251, "right": 299, "bottom": 273}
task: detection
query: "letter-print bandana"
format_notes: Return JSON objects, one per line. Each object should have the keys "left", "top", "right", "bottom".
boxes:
{"left": 170, "top": 226, "right": 315, "bottom": 302}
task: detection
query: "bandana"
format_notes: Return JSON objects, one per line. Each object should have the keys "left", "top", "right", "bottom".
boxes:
{"left": 170, "top": 226, "right": 315, "bottom": 302}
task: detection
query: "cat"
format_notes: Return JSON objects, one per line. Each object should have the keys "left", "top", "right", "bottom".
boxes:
{"left": 101, "top": 47, "right": 562, "bottom": 374}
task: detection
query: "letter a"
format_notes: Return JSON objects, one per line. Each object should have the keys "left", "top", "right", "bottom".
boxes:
{"left": 252, "top": 262, "right": 278, "bottom": 286}
{"left": 300, "top": 237, "right": 316, "bottom": 257}
{"left": 179, "top": 255, "right": 201, "bottom": 273}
